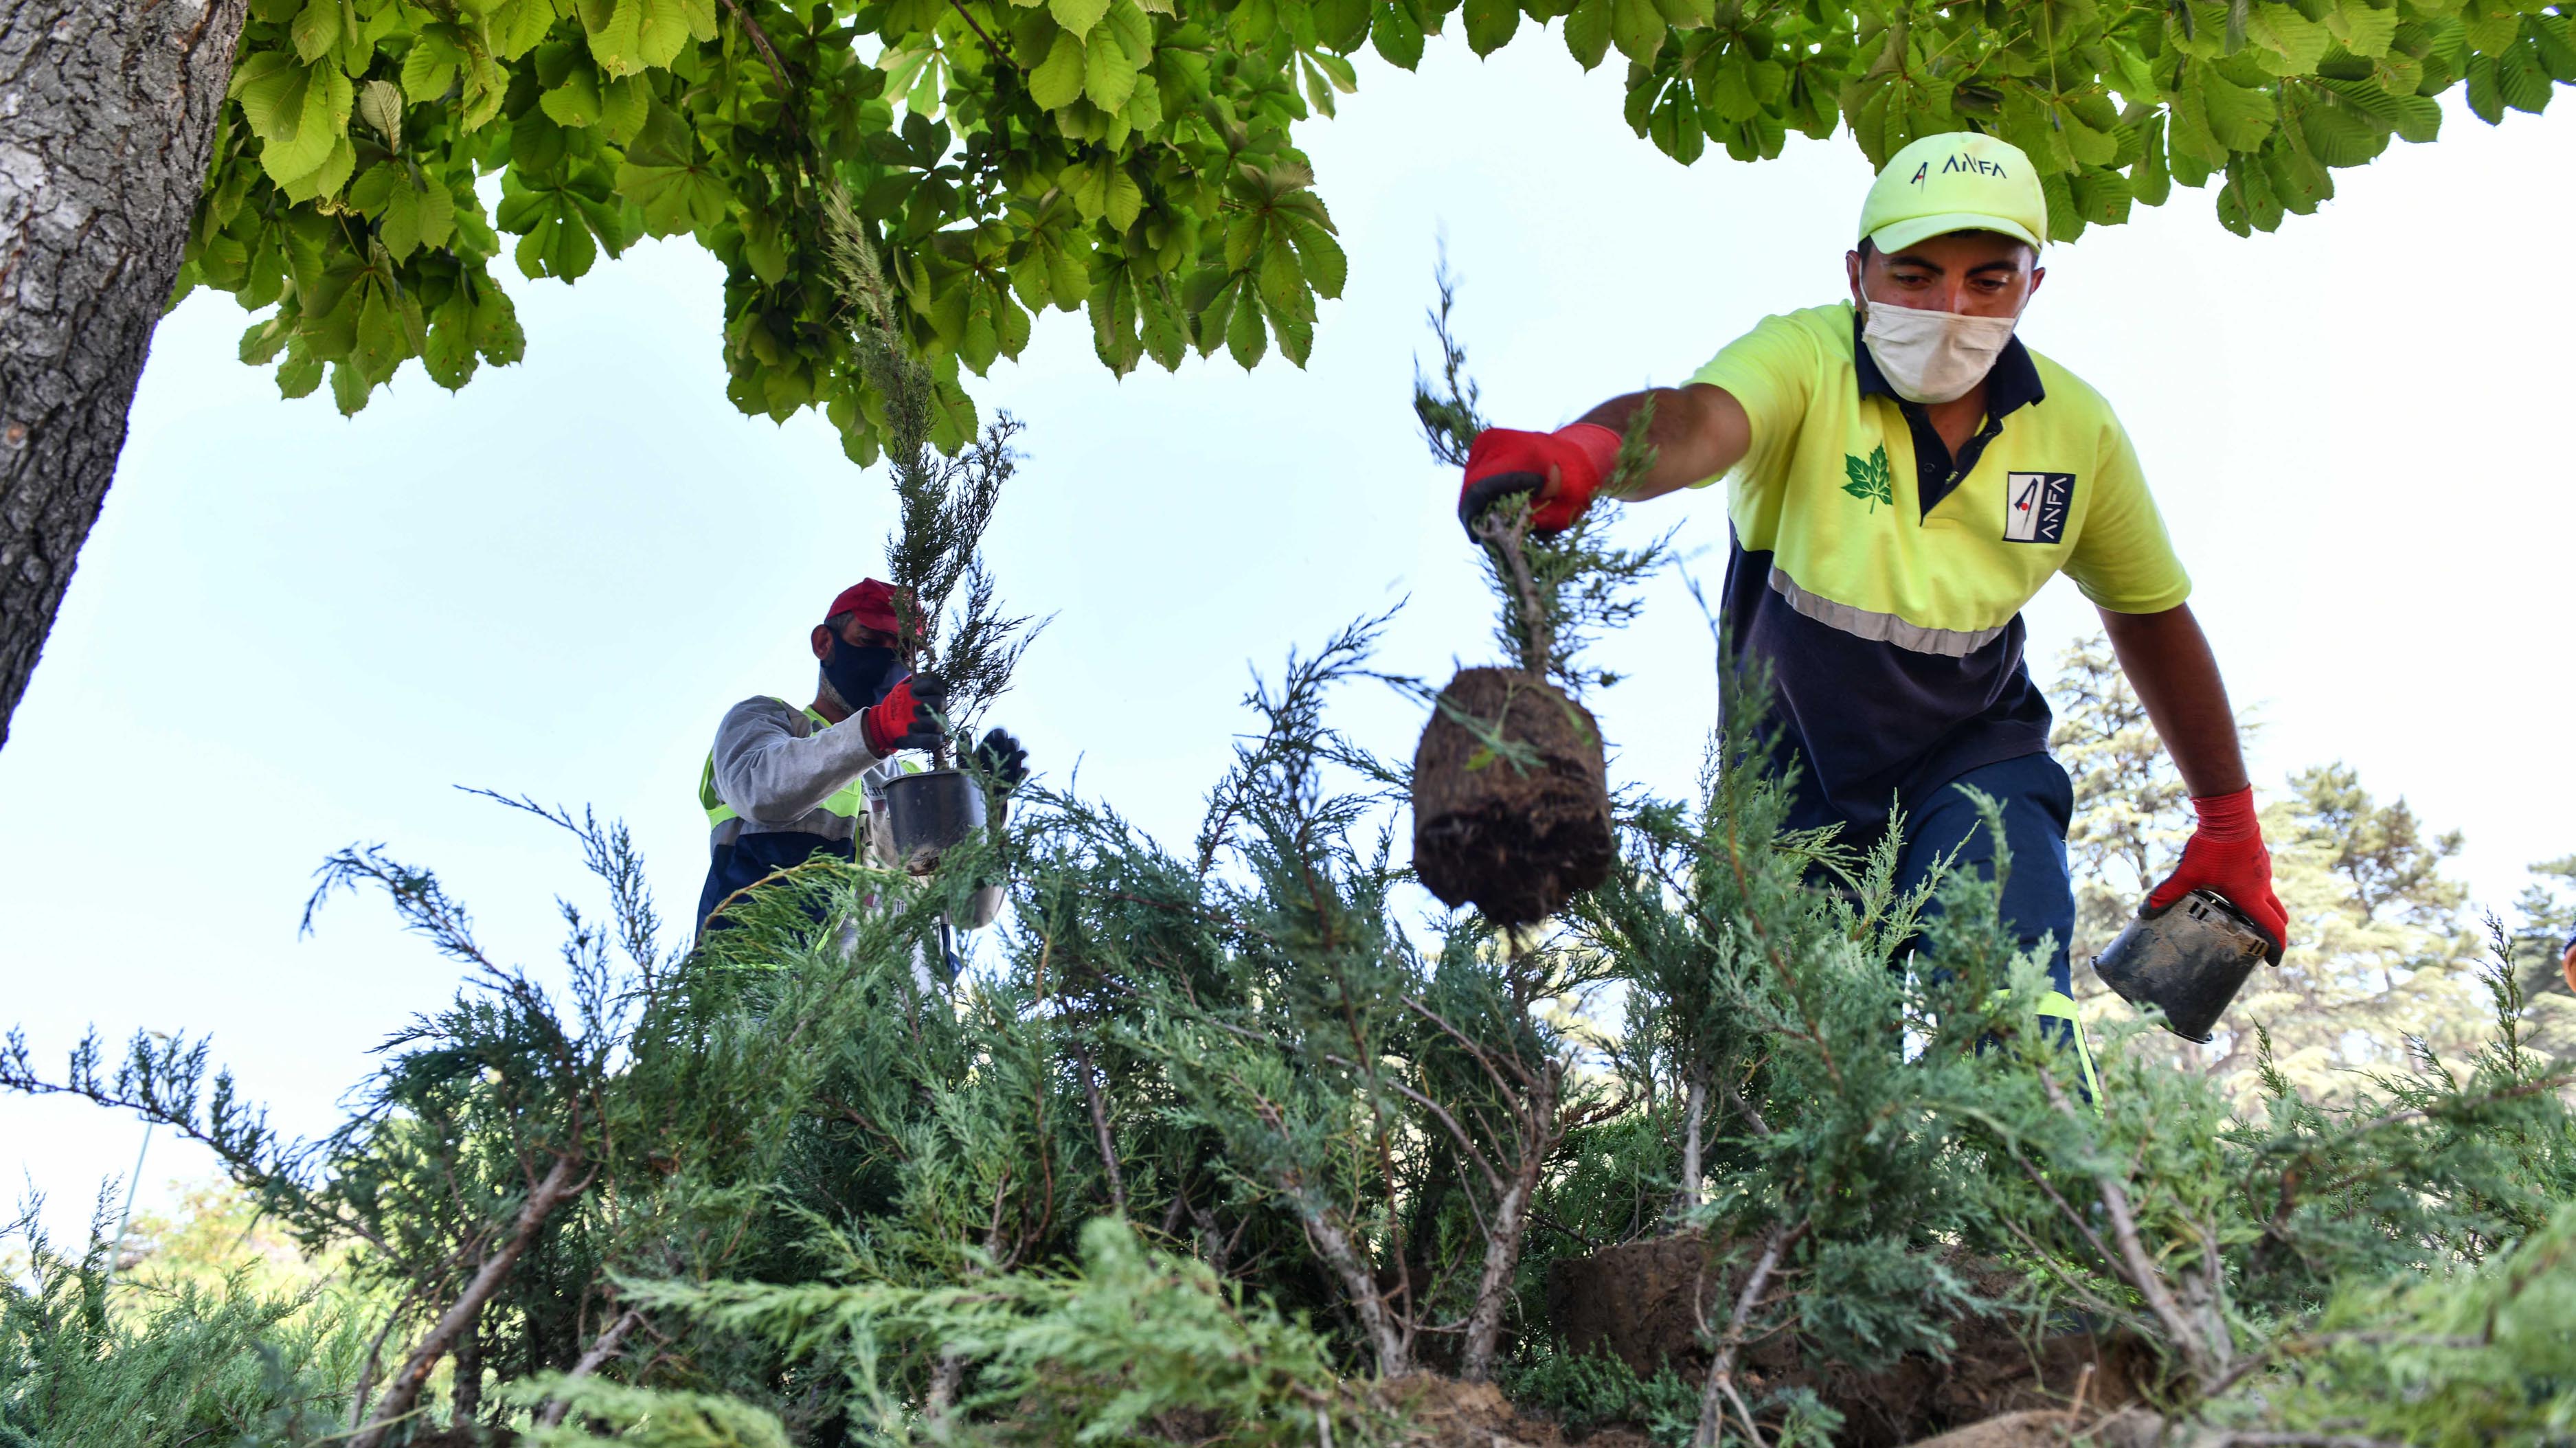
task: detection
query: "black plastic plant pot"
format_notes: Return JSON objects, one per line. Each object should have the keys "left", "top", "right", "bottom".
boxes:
{"left": 881, "top": 768, "right": 988, "bottom": 874}
{"left": 2090, "top": 887, "right": 2276, "bottom": 1043}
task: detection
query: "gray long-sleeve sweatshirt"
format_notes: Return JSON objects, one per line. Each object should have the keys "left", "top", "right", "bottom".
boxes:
{"left": 707, "top": 696, "right": 1001, "bottom": 929}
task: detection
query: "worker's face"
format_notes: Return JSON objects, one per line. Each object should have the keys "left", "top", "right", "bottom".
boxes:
{"left": 1846, "top": 230, "right": 2043, "bottom": 319}
{"left": 810, "top": 618, "right": 899, "bottom": 661}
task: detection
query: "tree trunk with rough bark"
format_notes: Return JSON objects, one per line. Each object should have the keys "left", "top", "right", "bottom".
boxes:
{"left": 1674, "top": 1074, "right": 1707, "bottom": 1217}
{"left": 1457, "top": 1173, "right": 1534, "bottom": 1382}
{"left": 0, "top": 0, "right": 243, "bottom": 747}
{"left": 354, "top": 1153, "right": 587, "bottom": 1448}
{"left": 1298, "top": 1208, "right": 1412, "bottom": 1379}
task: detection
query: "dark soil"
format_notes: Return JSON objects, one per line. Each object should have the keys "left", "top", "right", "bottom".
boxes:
{"left": 1544, "top": 1231, "right": 2150, "bottom": 1448}
{"left": 1412, "top": 668, "right": 1614, "bottom": 925}
{"left": 1543, "top": 1230, "right": 1715, "bottom": 1377}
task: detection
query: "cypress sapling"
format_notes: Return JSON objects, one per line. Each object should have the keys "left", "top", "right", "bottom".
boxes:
{"left": 822, "top": 185, "right": 1045, "bottom": 871}
{"left": 1407, "top": 262, "right": 1669, "bottom": 926}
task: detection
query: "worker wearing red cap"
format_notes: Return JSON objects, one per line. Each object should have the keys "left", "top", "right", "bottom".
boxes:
{"left": 694, "top": 578, "right": 1029, "bottom": 938}
{"left": 1456, "top": 132, "right": 2285, "bottom": 1062}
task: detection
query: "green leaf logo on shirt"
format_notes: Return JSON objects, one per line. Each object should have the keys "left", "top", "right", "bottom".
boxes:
{"left": 1842, "top": 445, "right": 1893, "bottom": 512}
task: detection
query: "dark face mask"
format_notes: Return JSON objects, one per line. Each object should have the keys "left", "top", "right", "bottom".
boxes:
{"left": 822, "top": 638, "right": 901, "bottom": 711}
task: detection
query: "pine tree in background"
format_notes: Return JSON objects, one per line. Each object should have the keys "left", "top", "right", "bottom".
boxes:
{"left": 2511, "top": 855, "right": 2576, "bottom": 1043}
{"left": 2047, "top": 634, "right": 2576, "bottom": 1100}
{"left": 112, "top": 1178, "right": 345, "bottom": 1306}
{"left": 2224, "top": 765, "right": 2496, "bottom": 1094}
{"left": 2282, "top": 762, "right": 2471, "bottom": 926}
{"left": 2046, "top": 634, "right": 2192, "bottom": 985}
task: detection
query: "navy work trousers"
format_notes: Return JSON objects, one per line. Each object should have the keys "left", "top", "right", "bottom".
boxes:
{"left": 1782, "top": 751, "right": 2079, "bottom": 997}
{"left": 697, "top": 830, "right": 853, "bottom": 934}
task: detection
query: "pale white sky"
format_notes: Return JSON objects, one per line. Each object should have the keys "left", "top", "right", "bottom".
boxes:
{"left": 5, "top": 35, "right": 2571, "bottom": 1246}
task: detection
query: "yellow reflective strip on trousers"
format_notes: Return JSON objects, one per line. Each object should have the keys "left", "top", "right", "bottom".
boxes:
{"left": 2035, "top": 990, "right": 2103, "bottom": 1109}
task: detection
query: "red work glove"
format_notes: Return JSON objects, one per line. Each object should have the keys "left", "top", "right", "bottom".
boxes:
{"left": 859, "top": 671, "right": 949, "bottom": 754}
{"left": 2145, "top": 786, "right": 2287, "bottom": 962}
{"left": 1457, "top": 423, "right": 1622, "bottom": 539}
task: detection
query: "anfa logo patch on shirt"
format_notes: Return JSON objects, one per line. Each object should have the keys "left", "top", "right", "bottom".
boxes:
{"left": 2004, "top": 472, "right": 2073, "bottom": 544}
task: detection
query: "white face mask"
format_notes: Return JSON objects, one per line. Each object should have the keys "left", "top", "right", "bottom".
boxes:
{"left": 1857, "top": 295, "right": 2022, "bottom": 405}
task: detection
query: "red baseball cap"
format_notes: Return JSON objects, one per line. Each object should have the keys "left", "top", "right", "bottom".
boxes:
{"left": 825, "top": 578, "right": 904, "bottom": 634}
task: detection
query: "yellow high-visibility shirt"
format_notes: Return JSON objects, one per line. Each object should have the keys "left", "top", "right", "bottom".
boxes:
{"left": 1688, "top": 302, "right": 2189, "bottom": 822}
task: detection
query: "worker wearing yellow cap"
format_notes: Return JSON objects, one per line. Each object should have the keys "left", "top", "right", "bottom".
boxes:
{"left": 1455, "top": 132, "right": 2285, "bottom": 1051}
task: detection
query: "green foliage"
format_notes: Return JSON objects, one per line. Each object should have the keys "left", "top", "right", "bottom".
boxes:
{"left": 2197, "top": 1200, "right": 2576, "bottom": 1445}
{"left": 179, "top": 0, "right": 1356, "bottom": 442}
{"left": 2230, "top": 951, "right": 2576, "bottom": 1303}
{"left": 1581, "top": 706, "right": 2062, "bottom": 1409}
{"left": 2047, "top": 632, "right": 2189, "bottom": 973}
{"left": 1498, "top": 1343, "right": 1700, "bottom": 1445}
{"left": 5, "top": 789, "right": 996, "bottom": 1445}
{"left": 114, "top": 1178, "right": 344, "bottom": 1305}
{"left": 609, "top": 1219, "right": 1376, "bottom": 1448}
{"left": 1570, "top": 668, "right": 2576, "bottom": 1433}
{"left": 2232, "top": 762, "right": 2499, "bottom": 1086}
{"left": 826, "top": 189, "right": 1043, "bottom": 743}
{"left": 1818, "top": 0, "right": 2572, "bottom": 241}
{"left": 1414, "top": 267, "right": 1671, "bottom": 696}
{"left": 172, "top": 0, "right": 2576, "bottom": 444}
{"left": 2510, "top": 852, "right": 2576, "bottom": 1010}
{"left": 2279, "top": 760, "right": 2468, "bottom": 927}
{"left": 10, "top": 620, "right": 2576, "bottom": 1447}
{"left": 1080, "top": 612, "right": 1629, "bottom": 1380}
{"left": 515, "top": 1377, "right": 796, "bottom": 1447}
{"left": 0, "top": 1204, "right": 367, "bottom": 1447}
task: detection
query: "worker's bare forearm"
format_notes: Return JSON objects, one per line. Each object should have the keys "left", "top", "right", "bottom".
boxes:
{"left": 2098, "top": 602, "right": 2249, "bottom": 799}
{"left": 1576, "top": 383, "right": 1752, "bottom": 501}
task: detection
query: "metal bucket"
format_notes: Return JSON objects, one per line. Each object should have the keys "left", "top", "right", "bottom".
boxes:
{"left": 881, "top": 768, "right": 988, "bottom": 874}
{"left": 2090, "top": 888, "right": 2278, "bottom": 1043}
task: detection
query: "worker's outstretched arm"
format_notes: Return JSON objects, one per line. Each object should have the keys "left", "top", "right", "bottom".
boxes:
{"left": 712, "top": 697, "right": 885, "bottom": 824}
{"left": 1456, "top": 383, "right": 1752, "bottom": 534}
{"left": 714, "top": 674, "right": 950, "bottom": 826}
{"left": 2097, "top": 602, "right": 2246, "bottom": 797}
{"left": 2101, "top": 602, "right": 2286, "bottom": 950}
{"left": 1577, "top": 383, "right": 1756, "bottom": 501}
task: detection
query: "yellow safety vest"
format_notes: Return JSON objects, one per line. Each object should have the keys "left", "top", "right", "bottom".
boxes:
{"left": 700, "top": 701, "right": 871, "bottom": 830}
{"left": 698, "top": 699, "right": 924, "bottom": 836}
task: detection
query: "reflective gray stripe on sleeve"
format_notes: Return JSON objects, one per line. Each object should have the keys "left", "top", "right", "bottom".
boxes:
{"left": 1768, "top": 566, "right": 2009, "bottom": 659}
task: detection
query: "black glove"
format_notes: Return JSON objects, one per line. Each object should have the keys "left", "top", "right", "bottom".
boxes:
{"left": 859, "top": 671, "right": 949, "bottom": 754}
{"left": 973, "top": 727, "right": 1029, "bottom": 791}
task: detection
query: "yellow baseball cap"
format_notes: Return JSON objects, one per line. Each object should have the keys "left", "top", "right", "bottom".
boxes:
{"left": 1858, "top": 132, "right": 2048, "bottom": 254}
